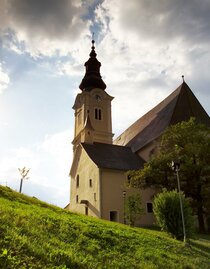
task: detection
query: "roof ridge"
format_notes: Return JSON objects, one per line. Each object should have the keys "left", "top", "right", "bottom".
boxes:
{"left": 91, "top": 141, "right": 135, "bottom": 149}
{"left": 114, "top": 83, "right": 183, "bottom": 146}
{"left": 114, "top": 81, "right": 210, "bottom": 152}
{"left": 168, "top": 82, "right": 186, "bottom": 125}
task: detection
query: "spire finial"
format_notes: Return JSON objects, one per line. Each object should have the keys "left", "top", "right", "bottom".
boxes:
{"left": 79, "top": 37, "right": 106, "bottom": 91}
{"left": 90, "top": 32, "right": 96, "bottom": 58}
{"left": 91, "top": 32, "right": 95, "bottom": 49}
{"left": 182, "top": 75, "right": 185, "bottom": 82}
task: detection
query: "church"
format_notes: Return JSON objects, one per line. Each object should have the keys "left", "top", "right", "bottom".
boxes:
{"left": 68, "top": 40, "right": 210, "bottom": 226}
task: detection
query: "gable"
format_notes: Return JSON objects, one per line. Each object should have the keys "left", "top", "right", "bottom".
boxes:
{"left": 69, "top": 144, "right": 82, "bottom": 178}
{"left": 70, "top": 144, "right": 99, "bottom": 180}
{"left": 114, "top": 82, "right": 210, "bottom": 153}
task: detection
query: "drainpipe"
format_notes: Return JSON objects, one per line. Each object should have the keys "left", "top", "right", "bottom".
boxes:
{"left": 98, "top": 167, "right": 102, "bottom": 218}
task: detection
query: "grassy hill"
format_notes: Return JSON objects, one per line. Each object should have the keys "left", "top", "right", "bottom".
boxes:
{"left": 0, "top": 186, "right": 210, "bottom": 269}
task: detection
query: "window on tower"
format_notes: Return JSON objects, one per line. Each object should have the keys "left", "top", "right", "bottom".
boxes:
{"left": 76, "top": 175, "right": 79, "bottom": 188}
{"left": 95, "top": 108, "right": 102, "bottom": 120}
{"left": 99, "top": 109, "right": 102, "bottom": 120}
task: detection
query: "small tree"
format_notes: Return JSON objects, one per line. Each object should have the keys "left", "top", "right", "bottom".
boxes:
{"left": 129, "top": 118, "right": 210, "bottom": 233}
{"left": 18, "top": 167, "right": 30, "bottom": 193}
{"left": 125, "top": 193, "right": 144, "bottom": 226}
{"left": 153, "top": 190, "right": 194, "bottom": 240}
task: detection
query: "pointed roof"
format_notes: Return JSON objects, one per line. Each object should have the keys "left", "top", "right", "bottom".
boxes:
{"left": 114, "top": 82, "right": 210, "bottom": 152}
{"left": 82, "top": 142, "right": 145, "bottom": 171}
{"left": 79, "top": 40, "right": 106, "bottom": 91}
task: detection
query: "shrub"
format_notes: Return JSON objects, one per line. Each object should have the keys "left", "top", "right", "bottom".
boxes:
{"left": 153, "top": 189, "right": 194, "bottom": 240}
{"left": 125, "top": 193, "right": 144, "bottom": 226}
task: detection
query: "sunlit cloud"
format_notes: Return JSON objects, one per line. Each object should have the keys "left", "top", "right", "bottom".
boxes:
{"left": 0, "top": 63, "right": 10, "bottom": 94}
{"left": 0, "top": 0, "right": 91, "bottom": 57}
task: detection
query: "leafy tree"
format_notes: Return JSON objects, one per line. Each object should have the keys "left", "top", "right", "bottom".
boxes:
{"left": 129, "top": 118, "right": 210, "bottom": 233}
{"left": 153, "top": 189, "right": 194, "bottom": 240}
{"left": 125, "top": 193, "right": 144, "bottom": 226}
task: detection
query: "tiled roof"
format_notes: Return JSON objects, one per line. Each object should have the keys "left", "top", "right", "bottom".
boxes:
{"left": 114, "top": 82, "right": 210, "bottom": 152}
{"left": 82, "top": 142, "right": 145, "bottom": 171}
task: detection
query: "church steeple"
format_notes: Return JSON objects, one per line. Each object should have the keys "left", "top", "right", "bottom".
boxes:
{"left": 72, "top": 39, "right": 114, "bottom": 151}
{"left": 79, "top": 39, "right": 106, "bottom": 91}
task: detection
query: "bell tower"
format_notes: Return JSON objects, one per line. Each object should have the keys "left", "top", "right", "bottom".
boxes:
{"left": 72, "top": 39, "right": 114, "bottom": 151}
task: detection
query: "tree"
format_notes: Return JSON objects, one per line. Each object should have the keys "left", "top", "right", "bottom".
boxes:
{"left": 125, "top": 193, "right": 144, "bottom": 226}
{"left": 18, "top": 167, "right": 30, "bottom": 193}
{"left": 153, "top": 189, "right": 194, "bottom": 240}
{"left": 129, "top": 118, "right": 210, "bottom": 233}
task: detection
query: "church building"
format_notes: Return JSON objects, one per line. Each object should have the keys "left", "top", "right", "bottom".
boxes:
{"left": 68, "top": 40, "right": 210, "bottom": 226}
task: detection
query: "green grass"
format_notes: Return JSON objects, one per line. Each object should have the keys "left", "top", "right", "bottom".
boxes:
{"left": 0, "top": 185, "right": 210, "bottom": 269}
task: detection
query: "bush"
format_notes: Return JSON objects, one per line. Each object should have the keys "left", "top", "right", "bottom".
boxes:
{"left": 125, "top": 193, "right": 144, "bottom": 226}
{"left": 153, "top": 189, "right": 194, "bottom": 240}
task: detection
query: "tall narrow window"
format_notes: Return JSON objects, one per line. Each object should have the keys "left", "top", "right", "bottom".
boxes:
{"left": 95, "top": 108, "right": 98, "bottom": 119}
{"left": 89, "top": 179, "right": 92, "bottom": 187}
{"left": 147, "top": 202, "right": 153, "bottom": 213}
{"left": 98, "top": 109, "right": 102, "bottom": 120}
{"left": 85, "top": 206, "right": 88, "bottom": 216}
{"left": 94, "top": 108, "right": 102, "bottom": 120}
{"left": 76, "top": 175, "right": 79, "bottom": 188}
{"left": 127, "top": 175, "right": 131, "bottom": 185}
{"left": 76, "top": 195, "right": 79, "bottom": 203}
{"left": 94, "top": 193, "right": 97, "bottom": 201}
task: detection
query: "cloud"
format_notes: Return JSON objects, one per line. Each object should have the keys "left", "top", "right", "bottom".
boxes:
{"left": 40, "top": 130, "right": 73, "bottom": 177}
{"left": 8, "top": 0, "right": 83, "bottom": 38}
{"left": 0, "top": 129, "right": 73, "bottom": 207}
{"left": 0, "top": 0, "right": 91, "bottom": 56}
{"left": 92, "top": 0, "right": 210, "bottom": 137}
{"left": 99, "top": 0, "right": 210, "bottom": 45}
{"left": 57, "top": 61, "right": 83, "bottom": 77}
{"left": 0, "top": 63, "right": 10, "bottom": 94}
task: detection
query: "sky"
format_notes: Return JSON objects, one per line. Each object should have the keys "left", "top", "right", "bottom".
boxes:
{"left": 0, "top": 0, "right": 210, "bottom": 207}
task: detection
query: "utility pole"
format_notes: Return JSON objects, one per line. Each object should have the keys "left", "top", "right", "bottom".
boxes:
{"left": 18, "top": 167, "right": 30, "bottom": 193}
{"left": 172, "top": 160, "right": 186, "bottom": 243}
{"left": 123, "top": 190, "right": 127, "bottom": 224}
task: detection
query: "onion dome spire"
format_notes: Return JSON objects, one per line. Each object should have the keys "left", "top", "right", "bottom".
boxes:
{"left": 79, "top": 38, "right": 106, "bottom": 91}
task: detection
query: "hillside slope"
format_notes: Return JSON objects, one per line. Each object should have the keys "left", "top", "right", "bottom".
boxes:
{"left": 0, "top": 185, "right": 210, "bottom": 269}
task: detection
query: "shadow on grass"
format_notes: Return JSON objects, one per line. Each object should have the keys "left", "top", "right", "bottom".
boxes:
{"left": 189, "top": 234, "right": 210, "bottom": 259}
{"left": 195, "top": 233, "right": 210, "bottom": 241}
{"left": 140, "top": 225, "right": 161, "bottom": 231}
